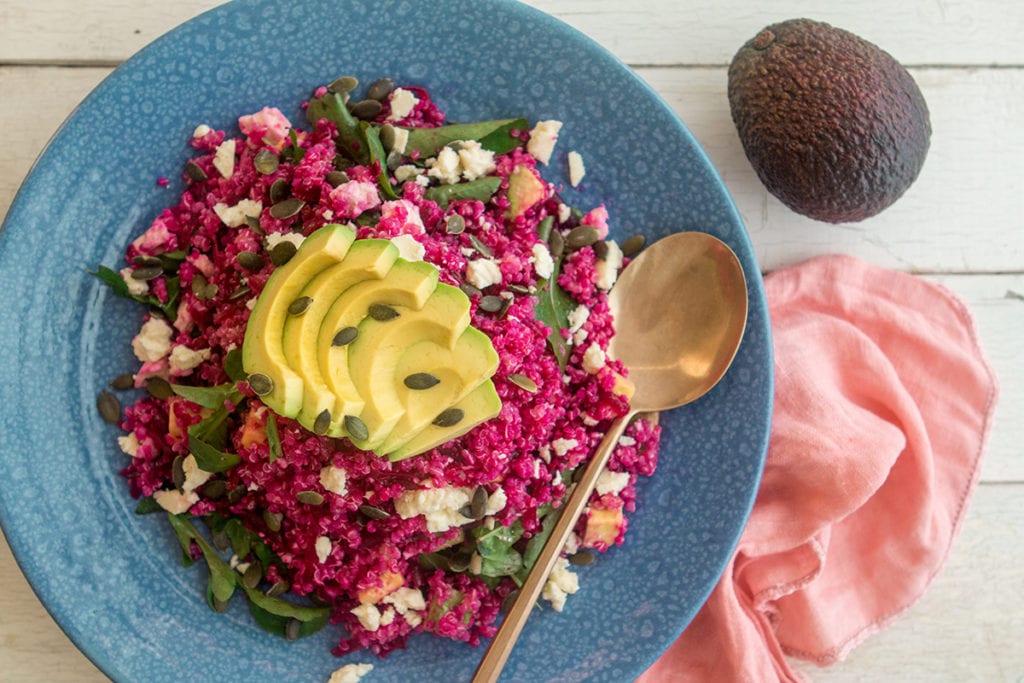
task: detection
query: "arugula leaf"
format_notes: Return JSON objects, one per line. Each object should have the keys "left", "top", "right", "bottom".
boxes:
{"left": 188, "top": 432, "right": 242, "bottom": 472}
{"left": 533, "top": 260, "right": 576, "bottom": 371}
{"left": 90, "top": 265, "right": 130, "bottom": 296}
{"left": 170, "top": 382, "right": 238, "bottom": 410}
{"left": 134, "top": 496, "right": 162, "bottom": 515}
{"left": 471, "top": 522, "right": 526, "bottom": 578}
{"left": 167, "top": 514, "right": 237, "bottom": 603}
{"left": 403, "top": 118, "right": 528, "bottom": 157}
{"left": 89, "top": 266, "right": 180, "bottom": 322}
{"left": 515, "top": 505, "right": 561, "bottom": 585}
{"left": 361, "top": 123, "right": 399, "bottom": 200}
{"left": 241, "top": 583, "right": 330, "bottom": 622}
{"left": 223, "top": 348, "right": 246, "bottom": 383}
{"left": 424, "top": 176, "right": 502, "bottom": 208}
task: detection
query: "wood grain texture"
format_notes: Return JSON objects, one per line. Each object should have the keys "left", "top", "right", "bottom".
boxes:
{"left": 0, "top": 1, "right": 1021, "bottom": 682}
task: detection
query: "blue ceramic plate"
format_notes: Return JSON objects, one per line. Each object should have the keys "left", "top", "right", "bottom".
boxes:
{"left": 0, "top": 1, "right": 771, "bottom": 681}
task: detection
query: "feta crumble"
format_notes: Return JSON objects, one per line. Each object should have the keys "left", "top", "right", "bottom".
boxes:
{"left": 567, "top": 305, "right": 590, "bottom": 333}
{"left": 212, "top": 139, "right": 236, "bottom": 179}
{"left": 350, "top": 603, "right": 382, "bottom": 632}
{"left": 394, "top": 164, "right": 423, "bottom": 183}
{"left": 427, "top": 146, "right": 461, "bottom": 185}
{"left": 582, "top": 343, "right": 606, "bottom": 374}
{"left": 265, "top": 231, "right": 306, "bottom": 251}
{"left": 120, "top": 267, "right": 149, "bottom": 296}
{"left": 568, "top": 150, "right": 586, "bottom": 187}
{"left": 117, "top": 432, "right": 139, "bottom": 457}
{"left": 531, "top": 242, "right": 554, "bottom": 280}
{"left": 319, "top": 465, "right": 348, "bottom": 495}
{"left": 192, "top": 124, "right": 211, "bottom": 138}
{"left": 465, "top": 258, "right": 503, "bottom": 290}
{"left": 315, "top": 536, "right": 333, "bottom": 564}
{"left": 595, "top": 240, "right": 623, "bottom": 290}
{"left": 390, "top": 234, "right": 425, "bottom": 261}
{"left": 181, "top": 454, "right": 212, "bottom": 493}
{"left": 393, "top": 486, "right": 474, "bottom": 532}
{"left": 455, "top": 140, "right": 497, "bottom": 181}
{"left": 153, "top": 489, "right": 199, "bottom": 515}
{"left": 169, "top": 345, "right": 212, "bottom": 373}
{"left": 212, "top": 199, "right": 262, "bottom": 228}
{"left": 132, "top": 317, "right": 173, "bottom": 363}
{"left": 389, "top": 126, "right": 409, "bottom": 154}
{"left": 328, "top": 663, "right": 374, "bottom": 683}
{"left": 527, "top": 119, "right": 563, "bottom": 165}
{"left": 551, "top": 438, "right": 578, "bottom": 457}
{"left": 386, "top": 87, "right": 419, "bottom": 121}
{"left": 541, "top": 556, "right": 580, "bottom": 612}
{"left": 595, "top": 470, "right": 630, "bottom": 496}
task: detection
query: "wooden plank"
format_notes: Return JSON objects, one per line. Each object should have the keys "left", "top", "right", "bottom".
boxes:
{"left": 1, "top": 0, "right": 1023, "bottom": 66}
{"left": 3, "top": 66, "right": 1022, "bottom": 275}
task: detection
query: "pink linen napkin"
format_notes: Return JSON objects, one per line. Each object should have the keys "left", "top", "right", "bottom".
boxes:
{"left": 638, "top": 254, "right": 998, "bottom": 682}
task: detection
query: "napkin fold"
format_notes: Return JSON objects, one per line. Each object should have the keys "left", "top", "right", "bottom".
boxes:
{"left": 638, "top": 254, "right": 998, "bottom": 682}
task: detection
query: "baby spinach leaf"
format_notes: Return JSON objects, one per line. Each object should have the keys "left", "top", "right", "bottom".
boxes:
{"left": 224, "top": 517, "right": 254, "bottom": 559}
{"left": 166, "top": 512, "right": 197, "bottom": 567}
{"left": 471, "top": 521, "right": 526, "bottom": 578}
{"left": 188, "top": 433, "right": 241, "bottom": 473}
{"left": 533, "top": 261, "right": 576, "bottom": 371}
{"left": 404, "top": 118, "right": 528, "bottom": 157}
{"left": 223, "top": 348, "right": 247, "bottom": 383}
{"left": 170, "top": 382, "right": 239, "bottom": 410}
{"left": 168, "top": 513, "right": 237, "bottom": 603}
{"left": 424, "top": 176, "right": 502, "bottom": 208}
{"left": 134, "top": 496, "right": 162, "bottom": 515}
{"left": 516, "top": 505, "right": 561, "bottom": 584}
{"left": 361, "top": 123, "right": 399, "bottom": 200}
{"left": 241, "top": 583, "right": 330, "bottom": 623}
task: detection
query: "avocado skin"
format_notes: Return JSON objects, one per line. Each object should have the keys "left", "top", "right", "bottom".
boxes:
{"left": 728, "top": 18, "right": 930, "bottom": 223}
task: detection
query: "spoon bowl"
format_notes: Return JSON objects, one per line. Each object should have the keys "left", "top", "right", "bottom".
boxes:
{"left": 473, "top": 231, "right": 750, "bottom": 682}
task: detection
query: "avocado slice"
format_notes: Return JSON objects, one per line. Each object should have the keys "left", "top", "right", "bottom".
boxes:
{"left": 280, "top": 239, "right": 398, "bottom": 431}
{"left": 242, "top": 224, "right": 355, "bottom": 417}
{"left": 315, "top": 259, "right": 439, "bottom": 438}
{"left": 387, "top": 380, "right": 502, "bottom": 461}
{"left": 345, "top": 283, "right": 473, "bottom": 450}
{"left": 379, "top": 326, "right": 499, "bottom": 455}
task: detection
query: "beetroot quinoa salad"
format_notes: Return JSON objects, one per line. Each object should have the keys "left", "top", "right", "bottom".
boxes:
{"left": 93, "top": 76, "right": 662, "bottom": 664}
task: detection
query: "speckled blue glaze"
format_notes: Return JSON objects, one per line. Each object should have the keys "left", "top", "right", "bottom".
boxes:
{"left": 0, "top": 1, "right": 771, "bottom": 681}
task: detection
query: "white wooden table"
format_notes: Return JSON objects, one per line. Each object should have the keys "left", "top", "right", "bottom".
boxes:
{"left": 1, "top": 1, "right": 1021, "bottom": 681}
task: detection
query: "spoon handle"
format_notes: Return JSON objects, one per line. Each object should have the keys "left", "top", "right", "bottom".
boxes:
{"left": 472, "top": 411, "right": 635, "bottom": 683}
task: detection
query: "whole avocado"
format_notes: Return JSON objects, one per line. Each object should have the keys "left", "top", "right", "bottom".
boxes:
{"left": 728, "top": 18, "right": 931, "bottom": 223}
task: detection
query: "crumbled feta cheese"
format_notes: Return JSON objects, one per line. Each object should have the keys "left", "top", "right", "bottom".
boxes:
{"left": 246, "top": 297, "right": 257, "bottom": 311}
{"left": 558, "top": 203, "right": 571, "bottom": 223}
{"left": 192, "top": 124, "right": 212, "bottom": 138}
{"left": 329, "top": 179, "right": 382, "bottom": 219}
{"left": 426, "top": 146, "right": 461, "bottom": 185}
{"left": 393, "top": 486, "right": 474, "bottom": 532}
{"left": 567, "top": 305, "right": 590, "bottom": 333}
{"left": 390, "top": 234, "right": 425, "bottom": 261}
{"left": 486, "top": 487, "right": 507, "bottom": 515}
{"left": 181, "top": 454, "right": 213, "bottom": 493}
{"left": 618, "top": 435, "right": 637, "bottom": 447}
{"left": 319, "top": 465, "right": 348, "bottom": 495}
{"left": 404, "top": 611, "right": 423, "bottom": 628}
{"left": 120, "top": 267, "right": 149, "bottom": 296}
{"left": 541, "top": 556, "right": 580, "bottom": 612}
{"left": 394, "top": 164, "right": 422, "bottom": 183}
{"left": 386, "top": 87, "right": 419, "bottom": 121}
{"left": 328, "top": 664, "right": 374, "bottom": 683}
{"left": 389, "top": 126, "right": 409, "bottom": 154}
{"left": 383, "top": 586, "right": 427, "bottom": 613}
{"left": 551, "top": 438, "right": 578, "bottom": 457}
{"left": 213, "top": 199, "right": 262, "bottom": 228}
{"left": 595, "top": 470, "right": 631, "bottom": 496}
{"left": 132, "top": 317, "right": 173, "bottom": 363}
{"left": 531, "top": 243, "right": 554, "bottom": 280}
{"left": 595, "top": 240, "right": 623, "bottom": 290}
{"left": 538, "top": 445, "right": 552, "bottom": 463}
{"left": 117, "top": 432, "right": 140, "bottom": 457}
{"left": 169, "top": 345, "right": 212, "bottom": 373}
{"left": 563, "top": 532, "right": 580, "bottom": 555}
{"left": 379, "top": 606, "right": 396, "bottom": 626}
{"left": 315, "top": 536, "right": 333, "bottom": 564}
{"left": 527, "top": 120, "right": 563, "bottom": 165}
{"left": 568, "top": 150, "right": 586, "bottom": 187}
{"left": 582, "top": 415, "right": 599, "bottom": 427}
{"left": 572, "top": 328, "right": 588, "bottom": 347}
{"left": 465, "top": 258, "right": 503, "bottom": 290}
{"left": 456, "top": 140, "right": 497, "bottom": 181}
{"left": 582, "top": 343, "right": 606, "bottom": 374}
{"left": 212, "top": 139, "right": 236, "bottom": 179}
{"left": 468, "top": 552, "right": 483, "bottom": 575}
{"left": 234, "top": 561, "right": 251, "bottom": 574}
{"left": 414, "top": 174, "right": 430, "bottom": 187}
{"left": 265, "top": 231, "right": 305, "bottom": 251}
{"left": 153, "top": 489, "right": 199, "bottom": 515}
{"left": 350, "top": 603, "right": 382, "bottom": 632}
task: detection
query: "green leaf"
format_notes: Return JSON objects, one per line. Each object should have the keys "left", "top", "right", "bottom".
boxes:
{"left": 224, "top": 517, "right": 253, "bottom": 559}
{"left": 244, "top": 590, "right": 330, "bottom": 639}
{"left": 241, "top": 583, "right": 331, "bottom": 622}
{"left": 168, "top": 513, "right": 237, "bottom": 603}
{"left": 404, "top": 118, "right": 528, "bottom": 158}
{"left": 88, "top": 266, "right": 179, "bottom": 322}
{"left": 166, "top": 512, "right": 197, "bottom": 567}
{"left": 480, "top": 550, "right": 523, "bottom": 578}
{"left": 516, "top": 506, "right": 562, "bottom": 584}
{"left": 533, "top": 260, "right": 576, "bottom": 371}
{"left": 89, "top": 265, "right": 130, "bottom": 297}
{"left": 424, "top": 176, "right": 502, "bottom": 209}
{"left": 361, "top": 123, "right": 399, "bottom": 200}
{"left": 134, "top": 496, "right": 162, "bottom": 515}
{"left": 266, "top": 413, "right": 282, "bottom": 463}
{"left": 170, "top": 382, "right": 238, "bottom": 410}
{"left": 190, "top": 405, "right": 232, "bottom": 450}
{"left": 223, "top": 348, "right": 246, "bottom": 383}
{"left": 188, "top": 432, "right": 242, "bottom": 473}
{"left": 308, "top": 91, "right": 365, "bottom": 164}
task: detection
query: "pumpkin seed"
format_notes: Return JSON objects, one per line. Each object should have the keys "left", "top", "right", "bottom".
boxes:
{"left": 244, "top": 215, "right": 263, "bottom": 234}
{"left": 253, "top": 149, "right": 280, "bottom": 175}
{"left": 497, "top": 297, "right": 513, "bottom": 319}
{"left": 96, "top": 390, "right": 121, "bottom": 424}
{"left": 418, "top": 553, "right": 450, "bottom": 571}
{"left": 285, "top": 617, "right": 302, "bottom": 641}
{"left": 566, "top": 225, "right": 600, "bottom": 250}
{"left": 287, "top": 296, "right": 312, "bottom": 316}
{"left": 131, "top": 255, "right": 162, "bottom": 268}
{"left": 130, "top": 264, "right": 163, "bottom": 281}
{"left": 569, "top": 551, "right": 595, "bottom": 566}
{"left": 236, "top": 250, "right": 263, "bottom": 271}
{"left": 212, "top": 529, "right": 230, "bottom": 553}
{"left": 404, "top": 372, "right": 440, "bottom": 390}
{"left": 470, "top": 486, "right": 488, "bottom": 520}
{"left": 332, "top": 326, "right": 359, "bottom": 346}
{"left": 479, "top": 295, "right": 504, "bottom": 313}
{"left": 447, "top": 553, "right": 472, "bottom": 573}
{"left": 266, "top": 580, "right": 290, "bottom": 598}
{"left": 445, "top": 214, "right": 466, "bottom": 235}
{"left": 227, "top": 484, "right": 247, "bottom": 504}
{"left": 507, "top": 373, "right": 538, "bottom": 392}
{"left": 229, "top": 284, "right": 252, "bottom": 300}
{"left": 185, "top": 159, "right": 208, "bottom": 182}
{"left": 380, "top": 124, "right": 398, "bottom": 150}
{"left": 312, "top": 409, "right": 331, "bottom": 435}
{"left": 537, "top": 216, "right": 554, "bottom": 242}
{"left": 507, "top": 284, "right": 532, "bottom": 295}
{"left": 368, "top": 303, "right": 399, "bottom": 321}
{"left": 432, "top": 408, "right": 464, "bottom": 428}
{"left": 593, "top": 240, "right": 610, "bottom": 261}
{"left": 247, "top": 372, "right": 274, "bottom": 396}
{"left": 344, "top": 415, "right": 369, "bottom": 441}
{"left": 171, "top": 455, "right": 186, "bottom": 490}
{"left": 191, "top": 273, "right": 218, "bottom": 300}
{"left": 468, "top": 234, "right": 493, "bottom": 258}
{"left": 269, "top": 178, "right": 290, "bottom": 203}
{"left": 325, "top": 170, "right": 349, "bottom": 187}
{"left": 501, "top": 588, "right": 520, "bottom": 613}
{"left": 262, "top": 509, "right": 283, "bottom": 532}
{"left": 367, "top": 77, "right": 395, "bottom": 102}
{"left": 242, "top": 562, "right": 263, "bottom": 589}
{"left": 620, "top": 234, "right": 646, "bottom": 257}
{"left": 327, "top": 75, "right": 358, "bottom": 94}
{"left": 297, "top": 490, "right": 324, "bottom": 506}
{"left": 212, "top": 597, "right": 230, "bottom": 613}
{"left": 359, "top": 504, "right": 391, "bottom": 520}
{"left": 145, "top": 376, "right": 174, "bottom": 399}
{"left": 269, "top": 197, "right": 305, "bottom": 219}
{"left": 109, "top": 373, "right": 135, "bottom": 390}
{"left": 386, "top": 150, "right": 404, "bottom": 171}
{"left": 200, "top": 479, "right": 227, "bottom": 500}
{"left": 348, "top": 99, "right": 383, "bottom": 121}
{"left": 549, "top": 229, "right": 565, "bottom": 260}
{"left": 459, "top": 282, "right": 481, "bottom": 298}
{"left": 270, "top": 241, "right": 297, "bottom": 266}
